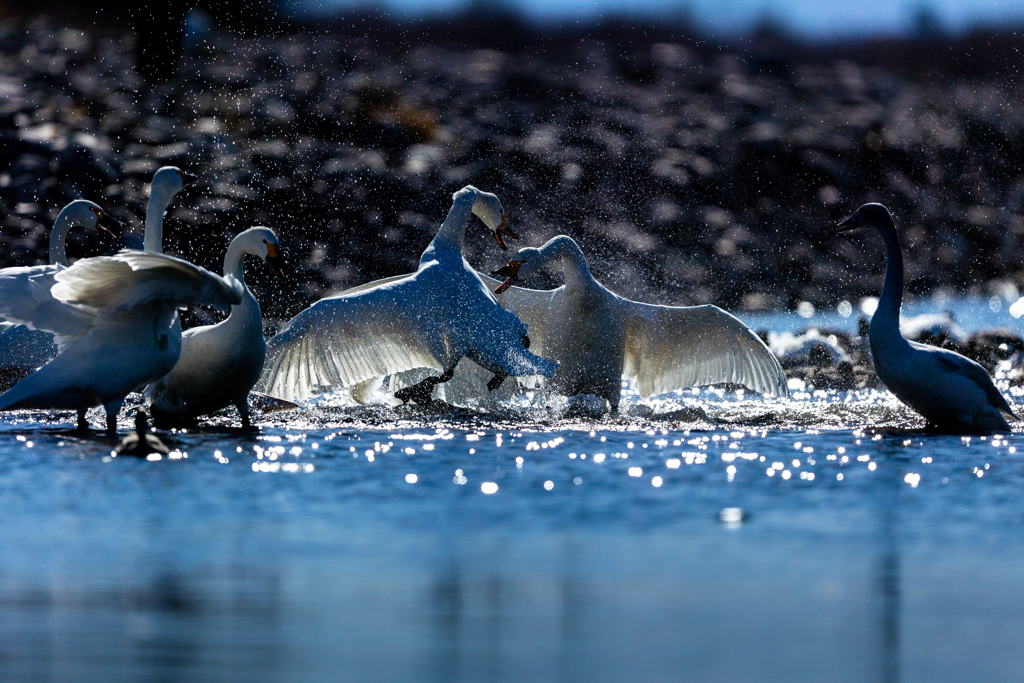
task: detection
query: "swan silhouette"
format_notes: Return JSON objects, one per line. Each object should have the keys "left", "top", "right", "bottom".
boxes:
{"left": 839, "top": 203, "right": 1016, "bottom": 432}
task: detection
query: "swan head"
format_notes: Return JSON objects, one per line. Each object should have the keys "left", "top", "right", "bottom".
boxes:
{"left": 151, "top": 166, "right": 196, "bottom": 198}
{"left": 837, "top": 203, "right": 894, "bottom": 233}
{"left": 240, "top": 226, "right": 287, "bottom": 277}
{"left": 459, "top": 185, "right": 519, "bottom": 250}
{"left": 62, "top": 199, "right": 121, "bottom": 237}
{"left": 491, "top": 246, "right": 543, "bottom": 294}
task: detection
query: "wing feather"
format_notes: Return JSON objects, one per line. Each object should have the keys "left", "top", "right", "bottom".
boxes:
{"left": 257, "top": 275, "right": 443, "bottom": 402}
{"left": 52, "top": 250, "right": 243, "bottom": 313}
{"left": 0, "top": 265, "right": 95, "bottom": 338}
{"left": 622, "top": 302, "right": 788, "bottom": 398}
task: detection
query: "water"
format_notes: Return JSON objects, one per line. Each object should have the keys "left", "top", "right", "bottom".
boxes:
{"left": 1, "top": 382, "right": 1024, "bottom": 681}
{"left": 740, "top": 294, "right": 1024, "bottom": 336}
{"left": 308, "top": 0, "right": 1024, "bottom": 37}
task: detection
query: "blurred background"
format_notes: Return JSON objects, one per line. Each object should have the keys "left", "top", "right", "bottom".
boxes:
{"left": 1, "top": 0, "right": 1024, "bottom": 327}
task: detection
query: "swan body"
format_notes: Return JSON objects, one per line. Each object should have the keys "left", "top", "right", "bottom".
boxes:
{"left": 0, "top": 250, "right": 242, "bottom": 431}
{"left": 839, "top": 203, "right": 1016, "bottom": 432}
{"left": 148, "top": 227, "right": 286, "bottom": 427}
{"left": 768, "top": 329, "right": 850, "bottom": 368}
{"left": 899, "top": 311, "right": 966, "bottom": 344}
{"left": 0, "top": 200, "right": 119, "bottom": 373}
{"left": 259, "top": 185, "right": 556, "bottom": 403}
{"left": 485, "top": 235, "right": 788, "bottom": 410}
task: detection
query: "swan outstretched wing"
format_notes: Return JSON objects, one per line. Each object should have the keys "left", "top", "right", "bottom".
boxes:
{"left": 0, "top": 265, "right": 97, "bottom": 338}
{"left": 52, "top": 250, "right": 243, "bottom": 314}
{"left": 622, "top": 301, "right": 788, "bottom": 398}
{"left": 258, "top": 275, "right": 443, "bottom": 402}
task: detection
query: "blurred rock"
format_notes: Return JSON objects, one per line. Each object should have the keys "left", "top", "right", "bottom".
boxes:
{"left": 3, "top": 21, "right": 1024, "bottom": 329}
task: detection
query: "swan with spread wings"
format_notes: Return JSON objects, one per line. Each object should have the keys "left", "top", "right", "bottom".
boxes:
{"left": 258, "top": 186, "right": 557, "bottom": 404}
{"left": 483, "top": 235, "right": 787, "bottom": 410}
{"left": 0, "top": 250, "right": 242, "bottom": 431}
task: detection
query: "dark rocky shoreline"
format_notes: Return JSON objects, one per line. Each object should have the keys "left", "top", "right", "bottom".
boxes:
{"left": 2, "top": 19, "right": 1024, "bottom": 391}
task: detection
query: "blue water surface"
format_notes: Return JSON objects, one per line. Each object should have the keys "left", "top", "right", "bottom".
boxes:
{"left": 1, "top": 385, "right": 1023, "bottom": 682}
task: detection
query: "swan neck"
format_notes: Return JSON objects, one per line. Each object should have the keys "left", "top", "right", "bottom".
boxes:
{"left": 223, "top": 240, "right": 249, "bottom": 285}
{"left": 144, "top": 186, "right": 175, "bottom": 253}
{"left": 432, "top": 190, "right": 476, "bottom": 252}
{"left": 48, "top": 209, "right": 74, "bottom": 266}
{"left": 546, "top": 237, "right": 592, "bottom": 291}
{"left": 870, "top": 219, "right": 906, "bottom": 345}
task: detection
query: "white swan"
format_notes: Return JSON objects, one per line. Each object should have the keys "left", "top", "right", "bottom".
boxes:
{"left": 0, "top": 200, "right": 120, "bottom": 376}
{"left": 0, "top": 165, "right": 191, "bottom": 379}
{"left": 838, "top": 203, "right": 1016, "bottom": 432}
{"left": 144, "top": 165, "right": 194, "bottom": 254}
{"left": 258, "top": 185, "right": 557, "bottom": 403}
{"left": 484, "top": 235, "right": 788, "bottom": 410}
{"left": 0, "top": 250, "right": 242, "bottom": 431}
{"left": 147, "top": 227, "right": 286, "bottom": 427}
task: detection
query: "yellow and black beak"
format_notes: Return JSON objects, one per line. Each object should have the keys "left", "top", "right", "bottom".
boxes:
{"left": 837, "top": 215, "right": 859, "bottom": 232}
{"left": 491, "top": 259, "right": 523, "bottom": 294}
{"left": 91, "top": 208, "right": 122, "bottom": 238}
{"left": 177, "top": 169, "right": 198, "bottom": 183}
{"left": 265, "top": 242, "right": 287, "bottom": 277}
{"left": 492, "top": 212, "right": 520, "bottom": 251}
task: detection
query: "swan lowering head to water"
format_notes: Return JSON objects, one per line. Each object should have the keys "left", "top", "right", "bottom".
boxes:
{"left": 838, "top": 203, "right": 1016, "bottom": 432}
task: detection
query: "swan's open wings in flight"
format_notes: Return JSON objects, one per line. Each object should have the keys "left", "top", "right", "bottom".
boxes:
{"left": 621, "top": 301, "right": 787, "bottom": 398}
{"left": 259, "top": 274, "right": 443, "bottom": 402}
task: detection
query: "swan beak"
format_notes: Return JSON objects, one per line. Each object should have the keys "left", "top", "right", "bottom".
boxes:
{"left": 493, "top": 212, "right": 519, "bottom": 251}
{"left": 177, "top": 170, "right": 198, "bottom": 183}
{"left": 92, "top": 208, "right": 121, "bottom": 238}
{"left": 836, "top": 216, "right": 859, "bottom": 232}
{"left": 492, "top": 260, "right": 523, "bottom": 294}
{"left": 265, "top": 243, "right": 287, "bottom": 277}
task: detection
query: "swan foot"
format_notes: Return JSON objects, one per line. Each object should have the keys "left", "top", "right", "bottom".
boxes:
{"left": 76, "top": 409, "right": 89, "bottom": 431}
{"left": 487, "top": 371, "right": 508, "bottom": 392}
{"left": 395, "top": 367, "right": 455, "bottom": 405}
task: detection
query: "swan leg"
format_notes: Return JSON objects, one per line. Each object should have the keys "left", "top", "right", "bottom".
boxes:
{"left": 394, "top": 367, "right": 456, "bottom": 405}
{"left": 104, "top": 399, "right": 124, "bottom": 434}
{"left": 235, "top": 397, "right": 252, "bottom": 429}
{"left": 76, "top": 408, "right": 89, "bottom": 431}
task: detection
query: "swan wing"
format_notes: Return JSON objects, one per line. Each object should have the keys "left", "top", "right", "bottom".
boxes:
{"left": 926, "top": 344, "right": 1017, "bottom": 419}
{"left": 0, "top": 265, "right": 61, "bottom": 323}
{"left": 622, "top": 301, "right": 788, "bottom": 398}
{"left": 52, "top": 250, "right": 243, "bottom": 314}
{"left": 258, "top": 274, "right": 443, "bottom": 402}
{"left": 0, "top": 265, "right": 96, "bottom": 338}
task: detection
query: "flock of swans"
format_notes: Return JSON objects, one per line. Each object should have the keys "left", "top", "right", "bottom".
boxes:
{"left": 0, "top": 168, "right": 1017, "bottom": 436}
